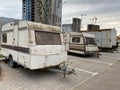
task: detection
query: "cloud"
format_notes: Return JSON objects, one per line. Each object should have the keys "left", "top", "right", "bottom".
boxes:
{"left": 63, "top": 0, "right": 120, "bottom": 34}
{"left": 0, "top": 0, "right": 22, "bottom": 19}
{"left": 63, "top": 0, "right": 120, "bottom": 15}
{"left": 66, "top": 0, "right": 120, "bottom": 5}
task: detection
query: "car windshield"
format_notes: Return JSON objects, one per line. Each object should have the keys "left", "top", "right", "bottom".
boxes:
{"left": 85, "top": 37, "right": 96, "bottom": 45}
{"left": 35, "top": 31, "right": 61, "bottom": 45}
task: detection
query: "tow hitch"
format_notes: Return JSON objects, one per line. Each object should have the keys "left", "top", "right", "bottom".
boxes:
{"left": 49, "top": 62, "right": 76, "bottom": 78}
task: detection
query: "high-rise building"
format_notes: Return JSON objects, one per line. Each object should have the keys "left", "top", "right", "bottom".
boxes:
{"left": 22, "top": 0, "right": 62, "bottom": 27}
{"left": 72, "top": 18, "right": 81, "bottom": 32}
{"left": 87, "top": 24, "right": 100, "bottom": 31}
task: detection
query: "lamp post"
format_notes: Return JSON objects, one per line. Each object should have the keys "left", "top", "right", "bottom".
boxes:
{"left": 61, "top": 1, "right": 67, "bottom": 29}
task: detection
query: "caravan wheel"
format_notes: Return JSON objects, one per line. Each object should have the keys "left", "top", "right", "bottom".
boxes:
{"left": 8, "top": 56, "right": 17, "bottom": 68}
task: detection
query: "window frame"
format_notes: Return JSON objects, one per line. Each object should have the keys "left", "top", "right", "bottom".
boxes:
{"left": 35, "top": 30, "right": 61, "bottom": 45}
{"left": 85, "top": 37, "right": 96, "bottom": 45}
{"left": 2, "top": 33, "right": 7, "bottom": 43}
{"left": 71, "top": 36, "right": 81, "bottom": 43}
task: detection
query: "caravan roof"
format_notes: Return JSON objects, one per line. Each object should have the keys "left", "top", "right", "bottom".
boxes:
{"left": 2, "top": 21, "right": 62, "bottom": 33}
{"left": 65, "top": 32, "right": 95, "bottom": 38}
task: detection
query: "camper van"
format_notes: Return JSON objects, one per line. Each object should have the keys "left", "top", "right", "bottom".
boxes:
{"left": 1, "top": 21, "right": 67, "bottom": 70}
{"left": 63, "top": 32, "right": 99, "bottom": 56}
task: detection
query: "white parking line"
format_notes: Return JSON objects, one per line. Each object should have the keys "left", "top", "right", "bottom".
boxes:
{"left": 102, "top": 52, "right": 120, "bottom": 55}
{"left": 68, "top": 66, "right": 98, "bottom": 76}
{"left": 74, "top": 57, "right": 113, "bottom": 66}
{"left": 70, "top": 75, "right": 95, "bottom": 90}
{"left": 102, "top": 55, "right": 120, "bottom": 60}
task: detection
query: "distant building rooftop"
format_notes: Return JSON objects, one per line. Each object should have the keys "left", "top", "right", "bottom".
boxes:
{"left": 81, "top": 28, "right": 116, "bottom": 32}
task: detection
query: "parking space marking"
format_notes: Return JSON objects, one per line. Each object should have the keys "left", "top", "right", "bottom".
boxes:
{"left": 70, "top": 75, "right": 95, "bottom": 90}
{"left": 102, "top": 52, "right": 120, "bottom": 55}
{"left": 75, "top": 57, "right": 113, "bottom": 66}
{"left": 102, "top": 55, "right": 120, "bottom": 60}
{"left": 68, "top": 66, "right": 98, "bottom": 76}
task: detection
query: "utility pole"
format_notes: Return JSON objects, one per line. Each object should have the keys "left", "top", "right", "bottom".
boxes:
{"left": 61, "top": 1, "right": 67, "bottom": 29}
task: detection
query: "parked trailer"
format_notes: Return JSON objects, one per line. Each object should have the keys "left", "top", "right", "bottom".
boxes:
{"left": 1, "top": 21, "right": 67, "bottom": 70}
{"left": 82, "top": 28, "right": 117, "bottom": 49}
{"left": 63, "top": 32, "right": 99, "bottom": 56}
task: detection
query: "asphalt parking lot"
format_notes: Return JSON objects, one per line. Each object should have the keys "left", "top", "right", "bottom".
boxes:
{"left": 0, "top": 51, "right": 120, "bottom": 90}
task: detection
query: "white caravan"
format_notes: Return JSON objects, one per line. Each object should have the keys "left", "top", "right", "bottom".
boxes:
{"left": 63, "top": 32, "right": 99, "bottom": 56}
{"left": 1, "top": 21, "right": 67, "bottom": 70}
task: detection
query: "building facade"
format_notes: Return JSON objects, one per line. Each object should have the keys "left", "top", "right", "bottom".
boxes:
{"left": 22, "top": 0, "right": 62, "bottom": 26}
{"left": 62, "top": 18, "right": 81, "bottom": 32}
{"left": 62, "top": 24, "right": 72, "bottom": 32}
{"left": 72, "top": 18, "right": 81, "bottom": 32}
{"left": 87, "top": 24, "right": 100, "bottom": 31}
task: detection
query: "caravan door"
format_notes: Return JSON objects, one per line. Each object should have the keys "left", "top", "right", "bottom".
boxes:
{"left": 13, "top": 25, "right": 19, "bottom": 46}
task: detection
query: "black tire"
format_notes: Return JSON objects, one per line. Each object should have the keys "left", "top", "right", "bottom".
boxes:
{"left": 8, "top": 56, "right": 17, "bottom": 68}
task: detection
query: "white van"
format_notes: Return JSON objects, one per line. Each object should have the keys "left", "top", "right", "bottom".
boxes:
{"left": 1, "top": 21, "right": 67, "bottom": 70}
{"left": 63, "top": 32, "right": 99, "bottom": 56}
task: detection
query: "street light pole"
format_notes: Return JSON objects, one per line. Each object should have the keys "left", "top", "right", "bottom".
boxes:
{"left": 61, "top": 1, "right": 67, "bottom": 29}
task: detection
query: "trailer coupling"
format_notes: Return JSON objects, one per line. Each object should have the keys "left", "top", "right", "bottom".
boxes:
{"left": 49, "top": 64, "right": 76, "bottom": 78}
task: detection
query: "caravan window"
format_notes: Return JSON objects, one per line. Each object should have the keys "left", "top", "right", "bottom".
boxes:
{"left": 2, "top": 33, "right": 7, "bottom": 43}
{"left": 85, "top": 37, "right": 96, "bottom": 45}
{"left": 72, "top": 37, "right": 80, "bottom": 43}
{"left": 35, "top": 31, "right": 61, "bottom": 45}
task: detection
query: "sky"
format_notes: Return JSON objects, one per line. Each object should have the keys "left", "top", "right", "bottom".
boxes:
{"left": 0, "top": 0, "right": 120, "bottom": 34}
{"left": 62, "top": 0, "right": 120, "bottom": 34}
